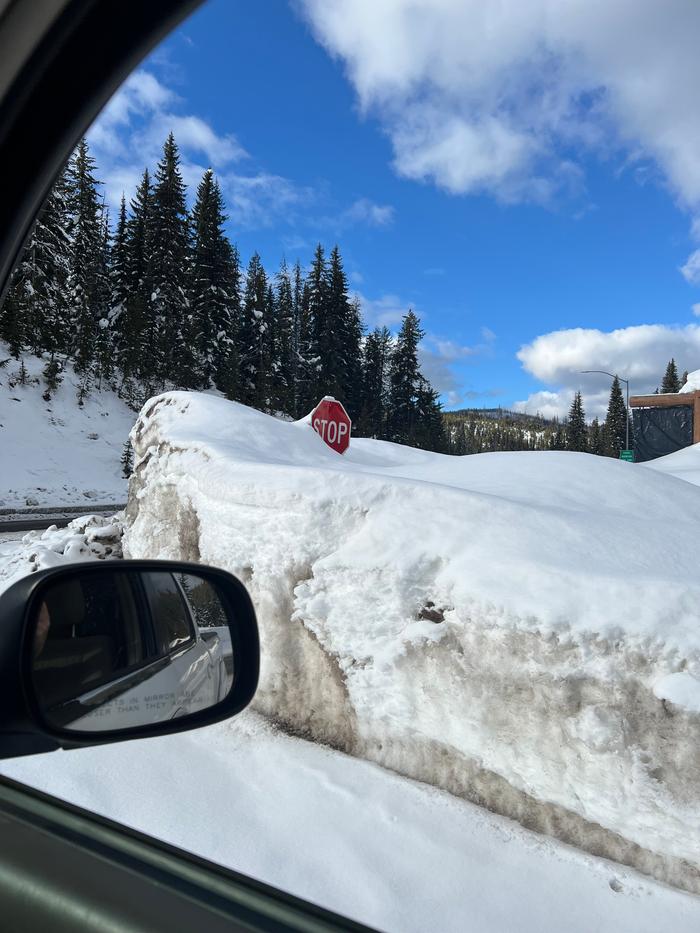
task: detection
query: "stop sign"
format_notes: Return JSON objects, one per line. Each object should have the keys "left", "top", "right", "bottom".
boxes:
{"left": 310, "top": 397, "right": 351, "bottom": 454}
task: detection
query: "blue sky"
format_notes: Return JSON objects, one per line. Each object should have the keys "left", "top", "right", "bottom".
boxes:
{"left": 89, "top": 0, "right": 700, "bottom": 418}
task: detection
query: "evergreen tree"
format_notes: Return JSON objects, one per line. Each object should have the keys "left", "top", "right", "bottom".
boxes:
{"left": 147, "top": 133, "right": 191, "bottom": 388}
{"left": 315, "top": 245, "right": 363, "bottom": 416}
{"left": 603, "top": 376, "right": 628, "bottom": 457}
{"left": 681, "top": 370, "right": 689, "bottom": 388}
{"left": 566, "top": 391, "right": 588, "bottom": 452}
{"left": 294, "top": 259, "right": 316, "bottom": 415}
{"left": 188, "top": 168, "right": 239, "bottom": 391}
{"left": 414, "top": 377, "right": 447, "bottom": 452}
{"left": 93, "top": 206, "right": 113, "bottom": 388}
{"left": 120, "top": 439, "right": 134, "bottom": 478}
{"left": 661, "top": 358, "right": 681, "bottom": 393}
{"left": 387, "top": 310, "right": 423, "bottom": 445}
{"left": 110, "top": 195, "right": 129, "bottom": 332}
{"left": 65, "top": 139, "right": 105, "bottom": 393}
{"left": 303, "top": 243, "right": 328, "bottom": 403}
{"left": 273, "top": 260, "right": 295, "bottom": 415}
{"left": 120, "top": 169, "right": 153, "bottom": 400}
{"left": 238, "top": 253, "right": 270, "bottom": 408}
{"left": 588, "top": 417, "right": 603, "bottom": 455}
{"left": 358, "top": 326, "right": 392, "bottom": 437}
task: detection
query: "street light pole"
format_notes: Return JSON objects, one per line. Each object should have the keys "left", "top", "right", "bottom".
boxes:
{"left": 581, "top": 370, "right": 630, "bottom": 451}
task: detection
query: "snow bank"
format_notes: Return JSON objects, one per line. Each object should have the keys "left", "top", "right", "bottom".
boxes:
{"left": 0, "top": 345, "right": 134, "bottom": 507}
{"left": 124, "top": 392, "right": 700, "bottom": 892}
{"left": 0, "top": 514, "right": 123, "bottom": 595}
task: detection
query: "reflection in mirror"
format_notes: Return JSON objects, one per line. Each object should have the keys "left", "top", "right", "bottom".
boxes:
{"left": 31, "top": 568, "right": 235, "bottom": 733}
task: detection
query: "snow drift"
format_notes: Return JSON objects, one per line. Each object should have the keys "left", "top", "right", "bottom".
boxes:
{"left": 124, "top": 392, "right": 700, "bottom": 892}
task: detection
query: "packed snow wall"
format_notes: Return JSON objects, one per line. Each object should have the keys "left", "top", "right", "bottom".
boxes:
{"left": 124, "top": 392, "right": 700, "bottom": 892}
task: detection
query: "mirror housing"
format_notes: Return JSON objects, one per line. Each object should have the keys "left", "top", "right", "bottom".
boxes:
{"left": 0, "top": 561, "right": 259, "bottom": 759}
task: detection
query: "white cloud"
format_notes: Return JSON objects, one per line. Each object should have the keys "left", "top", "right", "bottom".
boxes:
{"left": 681, "top": 250, "right": 700, "bottom": 286}
{"left": 299, "top": 0, "right": 700, "bottom": 214}
{"left": 515, "top": 323, "right": 700, "bottom": 418}
{"left": 354, "top": 292, "right": 412, "bottom": 327}
{"left": 88, "top": 69, "right": 309, "bottom": 229}
{"left": 341, "top": 197, "right": 395, "bottom": 227}
{"left": 481, "top": 326, "right": 497, "bottom": 343}
{"left": 513, "top": 390, "right": 568, "bottom": 421}
{"left": 692, "top": 304, "right": 700, "bottom": 317}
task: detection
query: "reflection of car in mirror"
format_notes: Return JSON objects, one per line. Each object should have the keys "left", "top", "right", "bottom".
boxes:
{"left": 31, "top": 568, "right": 235, "bottom": 733}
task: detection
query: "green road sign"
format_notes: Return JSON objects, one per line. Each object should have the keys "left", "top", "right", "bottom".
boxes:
{"left": 620, "top": 449, "right": 635, "bottom": 462}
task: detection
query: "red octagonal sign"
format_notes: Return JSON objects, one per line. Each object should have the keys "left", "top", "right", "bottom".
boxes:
{"left": 311, "top": 397, "right": 351, "bottom": 454}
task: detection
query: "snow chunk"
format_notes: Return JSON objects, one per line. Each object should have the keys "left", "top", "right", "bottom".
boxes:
{"left": 0, "top": 513, "right": 124, "bottom": 595}
{"left": 654, "top": 672, "right": 700, "bottom": 713}
{"left": 124, "top": 391, "right": 700, "bottom": 891}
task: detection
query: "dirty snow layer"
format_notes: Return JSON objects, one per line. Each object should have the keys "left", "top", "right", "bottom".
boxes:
{"left": 0, "top": 345, "right": 134, "bottom": 508}
{"left": 124, "top": 392, "right": 700, "bottom": 889}
{"left": 3, "top": 712, "right": 700, "bottom": 933}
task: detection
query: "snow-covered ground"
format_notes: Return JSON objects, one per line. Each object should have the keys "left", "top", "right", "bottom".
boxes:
{"left": 2, "top": 711, "right": 700, "bottom": 933}
{"left": 0, "top": 346, "right": 133, "bottom": 508}
{"left": 0, "top": 514, "right": 123, "bottom": 595}
{"left": 124, "top": 392, "right": 700, "bottom": 891}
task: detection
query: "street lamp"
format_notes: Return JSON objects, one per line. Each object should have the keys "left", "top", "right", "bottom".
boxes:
{"left": 580, "top": 370, "right": 630, "bottom": 451}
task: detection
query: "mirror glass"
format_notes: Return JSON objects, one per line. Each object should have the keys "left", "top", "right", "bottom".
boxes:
{"left": 30, "top": 568, "right": 235, "bottom": 733}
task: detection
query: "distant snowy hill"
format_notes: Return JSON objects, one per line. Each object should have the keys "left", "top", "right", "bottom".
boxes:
{"left": 0, "top": 344, "right": 135, "bottom": 508}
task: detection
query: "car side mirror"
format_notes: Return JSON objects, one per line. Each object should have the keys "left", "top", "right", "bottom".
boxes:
{"left": 0, "top": 562, "right": 259, "bottom": 759}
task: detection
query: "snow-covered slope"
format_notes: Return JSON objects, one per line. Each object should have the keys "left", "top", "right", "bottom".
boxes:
{"left": 0, "top": 347, "right": 134, "bottom": 508}
{"left": 124, "top": 392, "right": 700, "bottom": 891}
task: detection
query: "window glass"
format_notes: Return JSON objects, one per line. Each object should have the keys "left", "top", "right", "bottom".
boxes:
{"left": 177, "top": 573, "right": 228, "bottom": 629}
{"left": 142, "top": 572, "right": 193, "bottom": 654}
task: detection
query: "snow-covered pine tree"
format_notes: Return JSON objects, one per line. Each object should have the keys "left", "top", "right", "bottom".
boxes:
{"left": 93, "top": 205, "right": 113, "bottom": 388}
{"left": 387, "top": 310, "right": 424, "bottom": 445}
{"left": 316, "top": 246, "right": 363, "bottom": 417}
{"left": 566, "top": 391, "right": 587, "bottom": 451}
{"left": 414, "top": 376, "right": 447, "bottom": 452}
{"left": 146, "top": 133, "right": 191, "bottom": 389}
{"left": 661, "top": 358, "right": 681, "bottom": 393}
{"left": 120, "top": 438, "right": 134, "bottom": 478}
{"left": 238, "top": 253, "right": 270, "bottom": 408}
{"left": 120, "top": 169, "right": 153, "bottom": 399}
{"left": 188, "top": 169, "right": 239, "bottom": 392}
{"left": 110, "top": 195, "right": 129, "bottom": 337}
{"left": 273, "top": 259, "right": 295, "bottom": 416}
{"left": 65, "top": 139, "right": 105, "bottom": 397}
{"left": 603, "top": 375, "right": 628, "bottom": 457}
{"left": 303, "top": 243, "right": 328, "bottom": 404}
{"left": 0, "top": 163, "right": 72, "bottom": 365}
{"left": 588, "top": 416, "right": 603, "bottom": 455}
{"left": 294, "top": 259, "right": 316, "bottom": 416}
{"left": 358, "top": 325, "right": 392, "bottom": 438}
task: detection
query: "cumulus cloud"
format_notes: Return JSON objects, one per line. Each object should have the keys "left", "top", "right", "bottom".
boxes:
{"left": 299, "top": 0, "right": 700, "bottom": 215}
{"left": 692, "top": 304, "right": 700, "bottom": 318}
{"left": 515, "top": 323, "right": 700, "bottom": 418}
{"left": 88, "top": 69, "right": 310, "bottom": 229}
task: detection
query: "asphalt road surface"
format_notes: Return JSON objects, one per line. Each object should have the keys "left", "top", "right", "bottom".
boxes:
{"left": 0, "top": 504, "right": 125, "bottom": 534}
